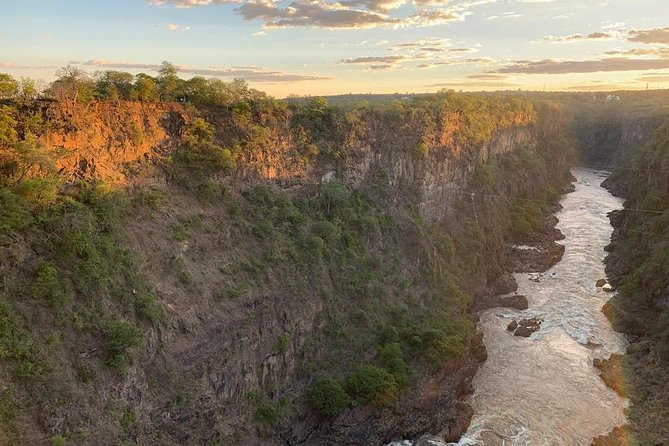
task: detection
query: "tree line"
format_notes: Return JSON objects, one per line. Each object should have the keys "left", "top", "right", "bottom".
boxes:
{"left": 0, "top": 61, "right": 268, "bottom": 106}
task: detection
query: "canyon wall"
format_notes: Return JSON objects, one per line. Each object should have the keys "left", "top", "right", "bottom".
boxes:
{"left": 0, "top": 97, "right": 571, "bottom": 446}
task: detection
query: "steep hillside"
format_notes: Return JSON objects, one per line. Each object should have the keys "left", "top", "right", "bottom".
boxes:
{"left": 596, "top": 123, "right": 669, "bottom": 446}
{"left": 0, "top": 94, "right": 572, "bottom": 445}
{"left": 568, "top": 96, "right": 669, "bottom": 445}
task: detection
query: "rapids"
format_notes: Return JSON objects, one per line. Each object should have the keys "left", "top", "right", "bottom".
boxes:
{"left": 391, "top": 169, "right": 629, "bottom": 446}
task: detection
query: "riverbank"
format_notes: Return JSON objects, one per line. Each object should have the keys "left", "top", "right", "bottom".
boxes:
{"left": 589, "top": 203, "right": 669, "bottom": 445}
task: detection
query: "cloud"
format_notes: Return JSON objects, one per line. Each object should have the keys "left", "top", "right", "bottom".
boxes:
{"left": 604, "top": 47, "right": 669, "bottom": 58}
{"left": 628, "top": 26, "right": 669, "bottom": 44}
{"left": 542, "top": 32, "right": 616, "bottom": 44}
{"left": 167, "top": 23, "right": 191, "bottom": 30}
{"left": 151, "top": 0, "right": 493, "bottom": 29}
{"left": 342, "top": 36, "right": 483, "bottom": 71}
{"left": 637, "top": 73, "right": 669, "bottom": 83}
{"left": 389, "top": 37, "right": 449, "bottom": 51}
{"left": 342, "top": 55, "right": 407, "bottom": 64}
{"left": 565, "top": 83, "right": 637, "bottom": 91}
{"left": 541, "top": 25, "right": 669, "bottom": 47}
{"left": 236, "top": 0, "right": 402, "bottom": 29}
{"left": 70, "top": 60, "right": 330, "bottom": 82}
{"left": 497, "top": 57, "right": 669, "bottom": 74}
{"left": 149, "top": 0, "right": 241, "bottom": 7}
{"left": 341, "top": 55, "right": 407, "bottom": 70}
{"left": 467, "top": 73, "right": 509, "bottom": 79}
{"left": 340, "top": 0, "right": 408, "bottom": 13}
{"left": 487, "top": 11, "right": 522, "bottom": 20}
{"left": 0, "top": 62, "right": 57, "bottom": 70}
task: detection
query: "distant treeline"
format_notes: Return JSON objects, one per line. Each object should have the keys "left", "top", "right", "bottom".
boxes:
{"left": 0, "top": 61, "right": 269, "bottom": 106}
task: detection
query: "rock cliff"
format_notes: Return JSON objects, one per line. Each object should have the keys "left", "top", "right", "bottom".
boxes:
{"left": 0, "top": 96, "right": 572, "bottom": 446}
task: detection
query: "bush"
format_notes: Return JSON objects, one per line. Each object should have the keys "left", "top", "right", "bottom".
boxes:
{"left": 308, "top": 378, "right": 350, "bottom": 417}
{"left": 196, "top": 180, "right": 221, "bottom": 203}
{"left": 103, "top": 321, "right": 142, "bottom": 373}
{"left": 51, "top": 435, "right": 67, "bottom": 446}
{"left": 378, "top": 343, "right": 408, "bottom": 387}
{"left": 346, "top": 365, "right": 398, "bottom": 406}
{"left": 31, "top": 263, "right": 72, "bottom": 308}
{"left": 274, "top": 334, "right": 289, "bottom": 354}
{"left": 137, "top": 187, "right": 164, "bottom": 211}
{"left": 135, "top": 293, "right": 162, "bottom": 324}
{"left": 0, "top": 188, "right": 32, "bottom": 239}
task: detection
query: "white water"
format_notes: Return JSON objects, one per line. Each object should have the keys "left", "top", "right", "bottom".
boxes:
{"left": 390, "top": 169, "right": 629, "bottom": 446}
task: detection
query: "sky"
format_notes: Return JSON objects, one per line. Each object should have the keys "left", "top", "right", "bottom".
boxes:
{"left": 1, "top": 0, "right": 669, "bottom": 97}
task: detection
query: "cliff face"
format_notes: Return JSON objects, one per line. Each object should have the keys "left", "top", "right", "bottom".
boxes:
{"left": 27, "top": 101, "right": 540, "bottom": 221}
{"left": 572, "top": 103, "right": 669, "bottom": 168}
{"left": 574, "top": 108, "right": 669, "bottom": 445}
{"left": 0, "top": 98, "right": 571, "bottom": 446}
{"left": 25, "top": 101, "right": 186, "bottom": 182}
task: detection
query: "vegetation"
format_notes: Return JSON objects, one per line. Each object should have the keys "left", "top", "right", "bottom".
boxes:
{"left": 346, "top": 365, "right": 398, "bottom": 406}
{"left": 0, "top": 69, "right": 576, "bottom": 443}
{"left": 0, "top": 117, "right": 164, "bottom": 443}
{"left": 308, "top": 378, "right": 351, "bottom": 417}
{"left": 603, "top": 122, "right": 669, "bottom": 444}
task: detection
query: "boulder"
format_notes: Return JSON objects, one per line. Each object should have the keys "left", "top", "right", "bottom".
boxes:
{"left": 596, "top": 279, "right": 607, "bottom": 287}
{"left": 507, "top": 320, "right": 518, "bottom": 332}
{"left": 602, "top": 283, "right": 615, "bottom": 292}
{"left": 512, "top": 317, "right": 542, "bottom": 337}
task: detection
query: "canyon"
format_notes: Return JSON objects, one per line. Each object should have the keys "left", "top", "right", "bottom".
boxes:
{"left": 0, "top": 91, "right": 667, "bottom": 445}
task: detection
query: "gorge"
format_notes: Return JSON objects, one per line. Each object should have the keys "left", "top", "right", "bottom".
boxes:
{"left": 0, "top": 85, "right": 668, "bottom": 446}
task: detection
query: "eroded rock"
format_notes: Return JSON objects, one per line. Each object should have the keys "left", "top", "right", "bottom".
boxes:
{"left": 508, "top": 317, "right": 542, "bottom": 337}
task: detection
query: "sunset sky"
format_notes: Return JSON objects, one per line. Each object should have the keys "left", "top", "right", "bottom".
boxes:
{"left": 1, "top": 0, "right": 668, "bottom": 97}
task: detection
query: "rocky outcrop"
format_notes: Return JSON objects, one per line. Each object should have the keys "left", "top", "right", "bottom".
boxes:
{"left": 475, "top": 294, "right": 528, "bottom": 312}
{"left": 34, "top": 101, "right": 187, "bottom": 182}
{"left": 507, "top": 318, "right": 543, "bottom": 337}
{"left": 341, "top": 124, "right": 537, "bottom": 220}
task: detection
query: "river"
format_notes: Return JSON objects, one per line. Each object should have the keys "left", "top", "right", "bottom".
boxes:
{"left": 393, "top": 169, "right": 630, "bottom": 446}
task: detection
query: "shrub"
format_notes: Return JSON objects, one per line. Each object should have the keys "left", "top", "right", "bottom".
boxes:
{"left": 308, "top": 378, "right": 350, "bottom": 417}
{"left": 31, "top": 263, "right": 72, "bottom": 308}
{"left": 0, "top": 188, "right": 32, "bottom": 239}
{"left": 311, "top": 220, "right": 340, "bottom": 244}
{"left": 378, "top": 343, "right": 408, "bottom": 387}
{"left": 346, "top": 365, "right": 398, "bottom": 406}
{"left": 196, "top": 180, "right": 221, "bottom": 203}
{"left": 51, "top": 435, "right": 67, "bottom": 446}
{"left": 251, "top": 219, "right": 274, "bottom": 239}
{"left": 103, "top": 321, "right": 142, "bottom": 373}
{"left": 135, "top": 293, "right": 162, "bottom": 324}
{"left": 137, "top": 187, "right": 164, "bottom": 211}
{"left": 274, "top": 334, "right": 289, "bottom": 354}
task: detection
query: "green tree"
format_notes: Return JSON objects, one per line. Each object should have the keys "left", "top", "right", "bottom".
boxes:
{"left": 157, "top": 61, "right": 181, "bottom": 101}
{"left": 308, "top": 378, "right": 350, "bottom": 417}
{"left": 0, "top": 105, "right": 18, "bottom": 147}
{"left": 346, "top": 365, "right": 398, "bottom": 406}
{"left": 0, "top": 73, "right": 19, "bottom": 99}
{"left": 0, "top": 134, "right": 61, "bottom": 182}
{"left": 95, "top": 70, "right": 134, "bottom": 100}
{"left": 132, "top": 74, "right": 158, "bottom": 101}
{"left": 18, "top": 77, "right": 38, "bottom": 102}
{"left": 103, "top": 321, "right": 142, "bottom": 373}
